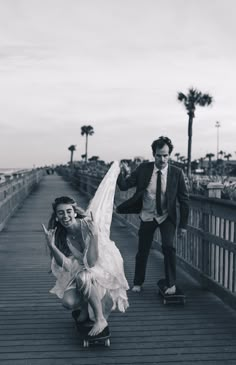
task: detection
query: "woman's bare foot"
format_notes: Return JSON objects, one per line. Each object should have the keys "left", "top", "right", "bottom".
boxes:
{"left": 164, "top": 285, "right": 176, "bottom": 295}
{"left": 88, "top": 318, "right": 108, "bottom": 336}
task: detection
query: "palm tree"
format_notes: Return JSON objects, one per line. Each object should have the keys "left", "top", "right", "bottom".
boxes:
{"left": 224, "top": 153, "right": 232, "bottom": 176}
{"left": 199, "top": 157, "right": 205, "bottom": 170}
{"left": 81, "top": 154, "right": 86, "bottom": 162}
{"left": 218, "top": 150, "right": 225, "bottom": 160}
{"left": 68, "top": 145, "right": 76, "bottom": 164}
{"left": 224, "top": 153, "right": 232, "bottom": 161}
{"left": 174, "top": 152, "right": 180, "bottom": 161}
{"left": 177, "top": 88, "right": 213, "bottom": 177}
{"left": 81, "top": 125, "right": 94, "bottom": 163}
{"left": 206, "top": 153, "right": 215, "bottom": 174}
{"left": 89, "top": 156, "right": 99, "bottom": 162}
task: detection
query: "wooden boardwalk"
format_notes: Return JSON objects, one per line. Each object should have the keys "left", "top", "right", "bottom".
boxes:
{"left": 0, "top": 174, "right": 236, "bottom": 365}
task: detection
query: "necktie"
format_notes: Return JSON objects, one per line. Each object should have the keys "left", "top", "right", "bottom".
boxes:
{"left": 156, "top": 170, "right": 163, "bottom": 215}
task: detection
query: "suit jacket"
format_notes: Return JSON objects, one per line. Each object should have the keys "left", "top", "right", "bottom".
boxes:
{"left": 116, "top": 162, "right": 189, "bottom": 229}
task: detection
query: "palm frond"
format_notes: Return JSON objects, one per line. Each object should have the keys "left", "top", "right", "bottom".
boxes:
{"left": 206, "top": 153, "right": 215, "bottom": 158}
{"left": 178, "top": 88, "right": 213, "bottom": 112}
{"left": 68, "top": 145, "right": 76, "bottom": 151}
{"left": 198, "top": 94, "right": 213, "bottom": 106}
{"left": 81, "top": 126, "right": 87, "bottom": 135}
{"left": 177, "top": 92, "right": 187, "bottom": 102}
{"left": 81, "top": 125, "right": 94, "bottom": 135}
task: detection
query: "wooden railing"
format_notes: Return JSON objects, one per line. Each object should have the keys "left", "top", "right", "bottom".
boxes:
{"left": 177, "top": 195, "right": 236, "bottom": 308}
{"left": 57, "top": 167, "right": 236, "bottom": 309}
{"left": 0, "top": 168, "right": 45, "bottom": 231}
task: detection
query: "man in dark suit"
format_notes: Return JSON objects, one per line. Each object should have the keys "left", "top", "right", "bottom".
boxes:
{"left": 116, "top": 136, "right": 189, "bottom": 294}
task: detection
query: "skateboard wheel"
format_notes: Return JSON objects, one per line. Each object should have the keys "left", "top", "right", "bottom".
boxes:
{"left": 105, "top": 338, "right": 111, "bottom": 347}
{"left": 83, "top": 340, "right": 89, "bottom": 348}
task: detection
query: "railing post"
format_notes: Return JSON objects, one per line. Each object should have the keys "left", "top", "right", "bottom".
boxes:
{"left": 201, "top": 210, "right": 210, "bottom": 289}
{"left": 207, "top": 182, "right": 224, "bottom": 198}
{"left": 4, "top": 174, "right": 12, "bottom": 183}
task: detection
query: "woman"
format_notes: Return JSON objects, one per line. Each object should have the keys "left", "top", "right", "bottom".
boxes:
{"left": 42, "top": 161, "right": 129, "bottom": 336}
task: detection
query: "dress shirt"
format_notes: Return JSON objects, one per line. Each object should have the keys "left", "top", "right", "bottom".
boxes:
{"left": 140, "top": 164, "right": 168, "bottom": 224}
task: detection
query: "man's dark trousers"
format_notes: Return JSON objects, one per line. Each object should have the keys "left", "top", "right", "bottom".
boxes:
{"left": 134, "top": 217, "right": 176, "bottom": 287}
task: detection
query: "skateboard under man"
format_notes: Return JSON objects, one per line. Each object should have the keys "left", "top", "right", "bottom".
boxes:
{"left": 72, "top": 310, "right": 111, "bottom": 348}
{"left": 157, "top": 279, "right": 186, "bottom": 305}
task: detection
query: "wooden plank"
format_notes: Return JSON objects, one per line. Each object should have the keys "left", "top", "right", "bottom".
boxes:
{"left": 1, "top": 174, "right": 236, "bottom": 365}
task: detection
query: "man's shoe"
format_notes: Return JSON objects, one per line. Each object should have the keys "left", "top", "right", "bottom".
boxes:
{"left": 132, "top": 285, "right": 142, "bottom": 293}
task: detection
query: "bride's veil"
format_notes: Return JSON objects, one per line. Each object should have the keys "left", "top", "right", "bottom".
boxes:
{"left": 85, "top": 161, "right": 129, "bottom": 297}
{"left": 85, "top": 161, "right": 120, "bottom": 239}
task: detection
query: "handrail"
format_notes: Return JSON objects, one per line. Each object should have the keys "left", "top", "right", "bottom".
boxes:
{"left": 0, "top": 168, "right": 45, "bottom": 231}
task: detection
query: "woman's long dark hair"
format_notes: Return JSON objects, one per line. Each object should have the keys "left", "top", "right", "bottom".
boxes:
{"left": 48, "top": 196, "right": 86, "bottom": 257}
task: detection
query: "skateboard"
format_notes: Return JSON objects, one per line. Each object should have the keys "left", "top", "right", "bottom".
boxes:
{"left": 157, "top": 279, "right": 186, "bottom": 305}
{"left": 72, "top": 310, "right": 111, "bottom": 348}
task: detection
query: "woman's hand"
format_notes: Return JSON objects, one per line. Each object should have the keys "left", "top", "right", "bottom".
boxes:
{"left": 42, "top": 224, "right": 57, "bottom": 249}
{"left": 41, "top": 224, "right": 64, "bottom": 267}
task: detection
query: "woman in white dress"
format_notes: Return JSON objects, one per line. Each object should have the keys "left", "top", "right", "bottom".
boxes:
{"left": 42, "top": 161, "right": 129, "bottom": 336}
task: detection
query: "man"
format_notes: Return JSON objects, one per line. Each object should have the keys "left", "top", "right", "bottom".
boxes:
{"left": 116, "top": 136, "right": 189, "bottom": 294}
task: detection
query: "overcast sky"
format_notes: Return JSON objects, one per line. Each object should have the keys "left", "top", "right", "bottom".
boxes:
{"left": 0, "top": 0, "right": 235, "bottom": 168}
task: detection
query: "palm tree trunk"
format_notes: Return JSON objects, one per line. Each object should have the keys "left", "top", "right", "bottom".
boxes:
{"left": 187, "top": 115, "right": 193, "bottom": 177}
{"left": 70, "top": 151, "right": 73, "bottom": 164}
{"left": 85, "top": 134, "right": 88, "bottom": 163}
{"left": 208, "top": 158, "right": 212, "bottom": 175}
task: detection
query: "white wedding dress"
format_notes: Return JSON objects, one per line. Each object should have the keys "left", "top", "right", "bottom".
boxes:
{"left": 50, "top": 161, "right": 129, "bottom": 318}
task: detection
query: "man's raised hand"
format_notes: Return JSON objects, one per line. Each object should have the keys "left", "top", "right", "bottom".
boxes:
{"left": 120, "top": 161, "right": 131, "bottom": 176}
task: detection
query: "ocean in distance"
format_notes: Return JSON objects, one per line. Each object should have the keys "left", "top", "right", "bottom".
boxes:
{"left": 0, "top": 168, "right": 28, "bottom": 174}
{"left": 0, "top": 168, "right": 30, "bottom": 183}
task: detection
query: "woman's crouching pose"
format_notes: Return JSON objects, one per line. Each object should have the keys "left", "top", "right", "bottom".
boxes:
{"left": 42, "top": 162, "right": 129, "bottom": 336}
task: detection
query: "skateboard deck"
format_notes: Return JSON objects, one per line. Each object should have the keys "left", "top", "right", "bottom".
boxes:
{"left": 157, "top": 279, "right": 186, "bottom": 305}
{"left": 72, "top": 310, "right": 111, "bottom": 347}
{"left": 77, "top": 324, "right": 110, "bottom": 348}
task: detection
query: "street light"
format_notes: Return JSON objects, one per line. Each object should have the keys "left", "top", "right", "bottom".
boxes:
{"left": 215, "top": 121, "right": 221, "bottom": 159}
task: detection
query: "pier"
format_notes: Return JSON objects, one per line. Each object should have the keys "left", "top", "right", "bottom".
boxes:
{"left": 0, "top": 172, "right": 236, "bottom": 364}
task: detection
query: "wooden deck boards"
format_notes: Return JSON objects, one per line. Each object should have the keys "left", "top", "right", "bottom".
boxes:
{"left": 0, "top": 174, "right": 236, "bottom": 364}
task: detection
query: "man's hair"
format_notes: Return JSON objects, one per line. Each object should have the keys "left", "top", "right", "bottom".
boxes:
{"left": 151, "top": 136, "right": 174, "bottom": 155}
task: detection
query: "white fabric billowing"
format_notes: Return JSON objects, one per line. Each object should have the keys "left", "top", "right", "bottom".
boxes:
{"left": 85, "top": 161, "right": 129, "bottom": 309}
{"left": 50, "top": 257, "right": 73, "bottom": 299}
{"left": 86, "top": 161, "right": 120, "bottom": 238}
{"left": 50, "top": 246, "right": 83, "bottom": 298}
{"left": 50, "top": 161, "right": 129, "bottom": 316}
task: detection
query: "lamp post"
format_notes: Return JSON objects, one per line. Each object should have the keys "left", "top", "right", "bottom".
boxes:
{"left": 215, "top": 121, "right": 220, "bottom": 160}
